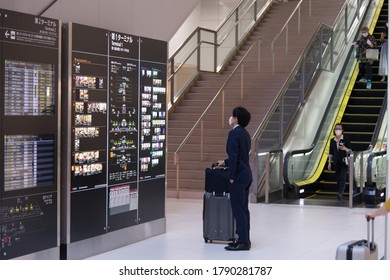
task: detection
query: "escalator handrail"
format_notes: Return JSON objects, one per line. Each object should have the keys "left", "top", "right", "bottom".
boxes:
{"left": 251, "top": 23, "right": 331, "bottom": 143}
{"left": 283, "top": 43, "right": 356, "bottom": 187}
{"left": 364, "top": 90, "right": 388, "bottom": 187}
{"left": 354, "top": 95, "right": 387, "bottom": 188}
{"left": 369, "top": 91, "right": 387, "bottom": 148}
{"left": 367, "top": 150, "right": 387, "bottom": 187}
{"left": 282, "top": 0, "right": 377, "bottom": 187}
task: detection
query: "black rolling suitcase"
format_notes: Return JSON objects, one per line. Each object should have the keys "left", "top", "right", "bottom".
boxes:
{"left": 203, "top": 164, "right": 236, "bottom": 243}
{"left": 205, "top": 164, "right": 229, "bottom": 193}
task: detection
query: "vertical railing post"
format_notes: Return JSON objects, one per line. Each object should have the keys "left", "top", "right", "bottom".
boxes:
{"left": 344, "top": 5, "right": 348, "bottom": 44}
{"left": 235, "top": 9, "right": 239, "bottom": 46}
{"left": 279, "top": 151, "right": 284, "bottom": 196}
{"left": 301, "top": 60, "right": 305, "bottom": 104}
{"left": 170, "top": 58, "right": 175, "bottom": 106}
{"left": 360, "top": 153, "right": 364, "bottom": 194}
{"left": 331, "top": 29, "right": 334, "bottom": 71}
{"left": 257, "top": 38, "right": 261, "bottom": 73}
{"left": 197, "top": 30, "right": 201, "bottom": 71}
{"left": 272, "top": 42, "right": 275, "bottom": 74}
{"left": 221, "top": 89, "right": 225, "bottom": 128}
{"left": 241, "top": 64, "right": 244, "bottom": 100}
{"left": 286, "top": 24, "right": 289, "bottom": 54}
{"left": 214, "top": 32, "right": 218, "bottom": 73}
{"left": 254, "top": 0, "right": 257, "bottom": 21}
{"left": 200, "top": 120, "right": 204, "bottom": 162}
{"left": 349, "top": 154, "right": 354, "bottom": 208}
{"left": 280, "top": 98, "right": 284, "bottom": 146}
{"left": 356, "top": 0, "right": 360, "bottom": 19}
{"left": 265, "top": 152, "right": 270, "bottom": 204}
{"left": 298, "top": 5, "right": 301, "bottom": 35}
{"left": 319, "top": 27, "right": 323, "bottom": 70}
{"left": 174, "top": 152, "right": 180, "bottom": 199}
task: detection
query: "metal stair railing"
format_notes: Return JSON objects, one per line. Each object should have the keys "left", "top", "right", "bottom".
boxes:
{"left": 173, "top": 37, "right": 262, "bottom": 198}
{"left": 251, "top": 23, "right": 333, "bottom": 202}
{"left": 271, "top": 0, "right": 303, "bottom": 73}
{"left": 167, "top": 0, "right": 274, "bottom": 109}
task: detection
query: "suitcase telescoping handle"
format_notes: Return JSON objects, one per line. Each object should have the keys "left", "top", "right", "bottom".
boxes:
{"left": 211, "top": 162, "right": 228, "bottom": 170}
{"left": 366, "top": 216, "right": 375, "bottom": 251}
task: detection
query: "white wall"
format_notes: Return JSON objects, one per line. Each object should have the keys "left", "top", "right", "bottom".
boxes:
{"left": 0, "top": 0, "right": 200, "bottom": 42}
{"left": 169, "top": 0, "right": 240, "bottom": 56}
{"left": 200, "top": 0, "right": 239, "bottom": 30}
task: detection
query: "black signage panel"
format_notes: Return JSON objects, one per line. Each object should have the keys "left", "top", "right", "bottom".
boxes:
{"left": 70, "top": 187, "right": 106, "bottom": 243}
{"left": 67, "top": 23, "right": 167, "bottom": 241}
{"left": 138, "top": 178, "right": 165, "bottom": 224}
{"left": 1, "top": 192, "right": 57, "bottom": 259}
{"left": 136, "top": 38, "right": 166, "bottom": 225}
{"left": 108, "top": 57, "right": 138, "bottom": 186}
{"left": 71, "top": 52, "right": 107, "bottom": 192}
{"left": 108, "top": 183, "right": 138, "bottom": 231}
{"left": 139, "top": 62, "right": 166, "bottom": 181}
{"left": 139, "top": 37, "right": 168, "bottom": 63}
{"left": 2, "top": 9, "right": 58, "bottom": 48}
{"left": 0, "top": 10, "right": 59, "bottom": 259}
{"left": 109, "top": 31, "right": 138, "bottom": 59}
{"left": 106, "top": 31, "right": 139, "bottom": 230}
{"left": 71, "top": 23, "right": 107, "bottom": 55}
{"left": 108, "top": 30, "right": 139, "bottom": 186}
{"left": 69, "top": 24, "right": 108, "bottom": 242}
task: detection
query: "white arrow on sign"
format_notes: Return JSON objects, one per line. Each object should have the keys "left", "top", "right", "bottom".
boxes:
{"left": 5, "top": 30, "right": 9, "bottom": 38}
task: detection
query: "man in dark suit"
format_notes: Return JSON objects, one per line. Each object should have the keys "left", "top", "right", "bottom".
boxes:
{"left": 217, "top": 106, "right": 252, "bottom": 251}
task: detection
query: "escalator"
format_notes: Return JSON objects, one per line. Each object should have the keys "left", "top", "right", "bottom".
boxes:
{"left": 284, "top": 0, "right": 388, "bottom": 204}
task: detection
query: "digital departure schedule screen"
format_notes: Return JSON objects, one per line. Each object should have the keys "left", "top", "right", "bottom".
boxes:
{"left": 4, "top": 135, "right": 55, "bottom": 192}
{"left": 4, "top": 60, "right": 55, "bottom": 116}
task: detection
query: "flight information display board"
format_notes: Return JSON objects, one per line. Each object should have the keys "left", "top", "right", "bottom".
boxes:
{"left": 0, "top": 10, "right": 59, "bottom": 260}
{"left": 4, "top": 135, "right": 55, "bottom": 192}
{"left": 66, "top": 23, "right": 166, "bottom": 242}
{"left": 4, "top": 60, "right": 55, "bottom": 116}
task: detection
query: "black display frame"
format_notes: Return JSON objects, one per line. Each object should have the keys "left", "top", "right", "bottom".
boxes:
{"left": 63, "top": 22, "right": 167, "bottom": 247}
{"left": 0, "top": 9, "right": 60, "bottom": 260}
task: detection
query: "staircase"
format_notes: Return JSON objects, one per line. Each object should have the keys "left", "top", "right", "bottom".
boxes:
{"left": 168, "top": 0, "right": 347, "bottom": 198}
{"left": 305, "top": 1, "right": 388, "bottom": 200}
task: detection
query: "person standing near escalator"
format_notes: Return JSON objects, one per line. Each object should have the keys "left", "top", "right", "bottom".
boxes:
{"left": 328, "top": 123, "right": 352, "bottom": 200}
{"left": 379, "top": 21, "right": 388, "bottom": 82}
{"left": 217, "top": 106, "right": 252, "bottom": 251}
{"left": 355, "top": 26, "right": 377, "bottom": 89}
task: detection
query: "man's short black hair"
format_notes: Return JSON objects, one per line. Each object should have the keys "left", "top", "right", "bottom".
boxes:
{"left": 232, "top": 106, "right": 251, "bottom": 128}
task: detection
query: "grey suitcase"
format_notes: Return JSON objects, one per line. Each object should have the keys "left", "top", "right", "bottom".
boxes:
{"left": 335, "top": 217, "right": 378, "bottom": 260}
{"left": 203, "top": 192, "right": 236, "bottom": 243}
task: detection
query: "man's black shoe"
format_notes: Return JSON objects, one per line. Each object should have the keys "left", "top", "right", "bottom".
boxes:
{"left": 225, "top": 243, "right": 251, "bottom": 251}
{"left": 228, "top": 240, "right": 251, "bottom": 247}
